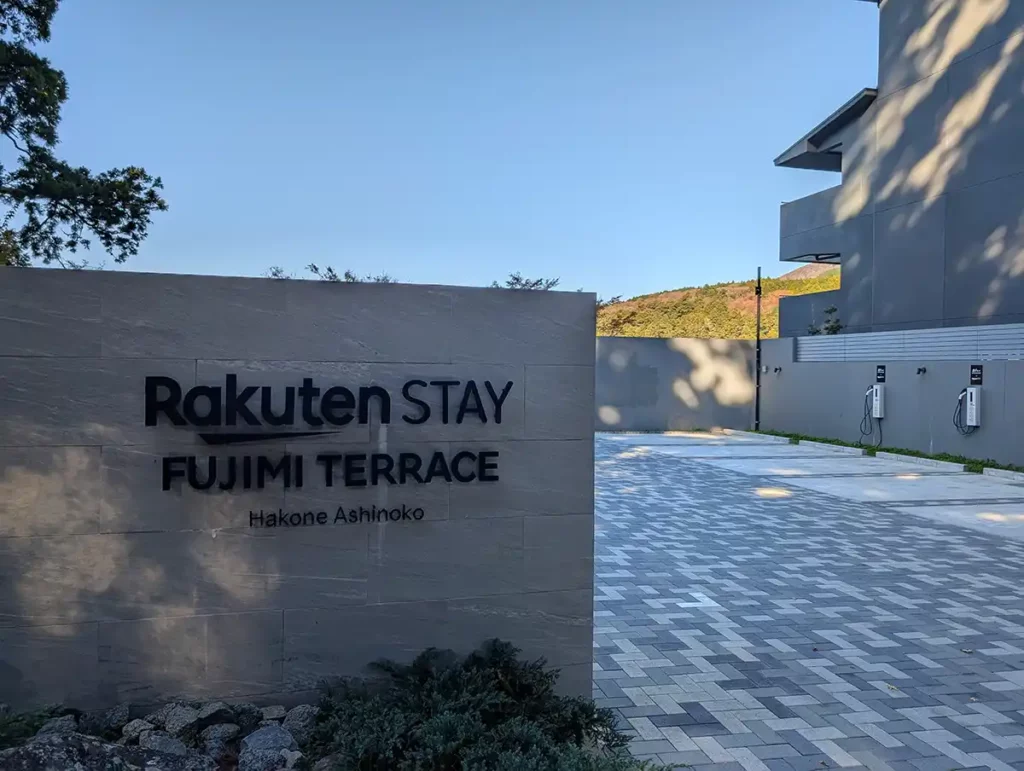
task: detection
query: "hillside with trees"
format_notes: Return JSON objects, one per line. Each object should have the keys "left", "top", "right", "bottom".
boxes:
{"left": 597, "top": 265, "right": 839, "bottom": 339}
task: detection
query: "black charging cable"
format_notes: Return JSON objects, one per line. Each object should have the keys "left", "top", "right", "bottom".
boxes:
{"left": 859, "top": 386, "right": 883, "bottom": 448}
{"left": 953, "top": 388, "right": 977, "bottom": 436}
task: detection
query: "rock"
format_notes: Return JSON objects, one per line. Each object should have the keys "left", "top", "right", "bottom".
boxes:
{"left": 144, "top": 701, "right": 182, "bottom": 729}
{"left": 164, "top": 704, "right": 201, "bottom": 740}
{"left": 200, "top": 722, "right": 240, "bottom": 743}
{"left": 260, "top": 705, "right": 287, "bottom": 721}
{"left": 239, "top": 725, "right": 298, "bottom": 771}
{"left": 239, "top": 748, "right": 303, "bottom": 771}
{"left": 121, "top": 718, "right": 155, "bottom": 743}
{"left": 140, "top": 729, "right": 188, "bottom": 756}
{"left": 36, "top": 714, "right": 78, "bottom": 735}
{"left": 102, "top": 702, "right": 131, "bottom": 732}
{"left": 239, "top": 748, "right": 287, "bottom": 771}
{"left": 0, "top": 703, "right": 9, "bottom": 717}
{"left": 241, "top": 724, "right": 297, "bottom": 754}
{"left": 196, "top": 700, "right": 235, "bottom": 729}
{"left": 234, "top": 702, "right": 263, "bottom": 734}
{"left": 282, "top": 704, "right": 319, "bottom": 746}
{"left": 0, "top": 732, "right": 217, "bottom": 770}
{"left": 258, "top": 719, "right": 281, "bottom": 729}
{"left": 312, "top": 754, "right": 343, "bottom": 771}
{"left": 204, "top": 737, "right": 237, "bottom": 766}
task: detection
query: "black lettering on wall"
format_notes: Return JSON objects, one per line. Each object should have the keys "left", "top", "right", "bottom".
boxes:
{"left": 183, "top": 386, "right": 222, "bottom": 427}
{"left": 261, "top": 386, "right": 295, "bottom": 426}
{"left": 258, "top": 456, "right": 291, "bottom": 488}
{"left": 456, "top": 381, "right": 486, "bottom": 424}
{"left": 430, "top": 380, "right": 460, "bottom": 423}
{"left": 219, "top": 456, "right": 237, "bottom": 490}
{"left": 162, "top": 456, "right": 187, "bottom": 490}
{"left": 316, "top": 453, "right": 342, "bottom": 487}
{"left": 424, "top": 451, "right": 453, "bottom": 483}
{"left": 321, "top": 387, "right": 355, "bottom": 426}
{"left": 146, "top": 376, "right": 186, "bottom": 426}
{"left": 371, "top": 453, "right": 396, "bottom": 485}
{"left": 399, "top": 453, "right": 424, "bottom": 483}
{"left": 298, "top": 378, "right": 323, "bottom": 426}
{"left": 344, "top": 453, "right": 367, "bottom": 487}
{"left": 188, "top": 456, "right": 218, "bottom": 490}
{"left": 484, "top": 381, "right": 514, "bottom": 423}
{"left": 358, "top": 386, "right": 391, "bottom": 424}
{"left": 478, "top": 451, "right": 499, "bottom": 481}
{"left": 401, "top": 380, "right": 430, "bottom": 424}
{"left": 225, "top": 375, "right": 259, "bottom": 425}
{"left": 451, "top": 451, "right": 477, "bottom": 482}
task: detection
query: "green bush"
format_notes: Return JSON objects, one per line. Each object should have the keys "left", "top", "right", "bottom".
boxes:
{"left": 305, "top": 640, "right": 663, "bottom": 771}
{"left": 0, "top": 707, "right": 62, "bottom": 751}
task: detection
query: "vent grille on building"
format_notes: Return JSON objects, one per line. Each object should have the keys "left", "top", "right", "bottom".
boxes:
{"left": 795, "top": 323, "right": 1024, "bottom": 362}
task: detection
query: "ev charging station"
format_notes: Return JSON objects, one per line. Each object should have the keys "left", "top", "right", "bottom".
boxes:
{"left": 860, "top": 365, "right": 886, "bottom": 446}
{"left": 953, "top": 364, "right": 983, "bottom": 436}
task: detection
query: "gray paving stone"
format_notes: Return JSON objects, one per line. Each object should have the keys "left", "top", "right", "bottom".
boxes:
{"left": 595, "top": 436, "right": 1024, "bottom": 770}
{"left": 658, "top": 750, "right": 713, "bottom": 766}
{"left": 628, "top": 739, "right": 678, "bottom": 755}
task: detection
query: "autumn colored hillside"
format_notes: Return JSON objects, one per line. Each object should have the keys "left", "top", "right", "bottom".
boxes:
{"left": 597, "top": 264, "right": 839, "bottom": 339}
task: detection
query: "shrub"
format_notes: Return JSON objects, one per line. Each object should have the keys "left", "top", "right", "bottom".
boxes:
{"left": 304, "top": 640, "right": 663, "bottom": 770}
{"left": 0, "top": 706, "right": 63, "bottom": 751}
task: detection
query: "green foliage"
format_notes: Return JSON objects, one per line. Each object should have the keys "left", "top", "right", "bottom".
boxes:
{"left": 597, "top": 270, "right": 840, "bottom": 339}
{"left": 808, "top": 305, "right": 844, "bottom": 336}
{"left": 0, "top": 0, "right": 166, "bottom": 267}
{"left": 0, "top": 706, "right": 61, "bottom": 750}
{"left": 754, "top": 430, "right": 1024, "bottom": 475}
{"left": 304, "top": 640, "right": 662, "bottom": 771}
{"left": 492, "top": 273, "right": 561, "bottom": 290}
{"left": 265, "top": 264, "right": 398, "bottom": 283}
{"left": 308, "top": 263, "right": 397, "bottom": 283}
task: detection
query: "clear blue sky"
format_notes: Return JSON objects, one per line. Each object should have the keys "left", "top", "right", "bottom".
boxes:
{"left": 44, "top": 0, "right": 878, "bottom": 299}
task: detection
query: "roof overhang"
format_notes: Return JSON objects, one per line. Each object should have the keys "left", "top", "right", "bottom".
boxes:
{"left": 786, "top": 252, "right": 842, "bottom": 265}
{"left": 774, "top": 88, "right": 878, "bottom": 171}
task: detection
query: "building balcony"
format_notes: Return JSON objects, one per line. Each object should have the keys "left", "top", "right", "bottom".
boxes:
{"left": 779, "top": 186, "right": 845, "bottom": 264}
{"left": 779, "top": 182, "right": 875, "bottom": 263}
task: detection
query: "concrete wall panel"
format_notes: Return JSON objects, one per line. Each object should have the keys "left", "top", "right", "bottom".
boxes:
{"left": 944, "top": 34, "right": 1024, "bottom": 192}
{"left": 0, "top": 268, "right": 595, "bottom": 709}
{"left": 879, "top": 0, "right": 1024, "bottom": 98}
{"left": 873, "top": 198, "right": 946, "bottom": 325}
{"left": 595, "top": 337, "right": 754, "bottom": 432}
{"left": 945, "top": 172, "right": 1024, "bottom": 325}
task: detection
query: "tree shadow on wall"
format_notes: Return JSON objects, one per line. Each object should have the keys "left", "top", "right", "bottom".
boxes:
{"left": 596, "top": 337, "right": 755, "bottom": 431}
{"left": 0, "top": 403, "right": 421, "bottom": 712}
{"left": 834, "top": 0, "right": 1024, "bottom": 329}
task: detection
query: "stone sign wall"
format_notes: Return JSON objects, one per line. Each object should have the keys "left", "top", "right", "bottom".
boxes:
{"left": 0, "top": 268, "right": 596, "bottom": 710}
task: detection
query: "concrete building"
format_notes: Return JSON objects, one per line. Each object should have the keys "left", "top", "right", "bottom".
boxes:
{"left": 776, "top": 0, "right": 1024, "bottom": 337}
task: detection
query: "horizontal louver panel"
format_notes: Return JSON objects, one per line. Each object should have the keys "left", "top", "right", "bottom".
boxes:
{"left": 795, "top": 323, "right": 1024, "bottom": 361}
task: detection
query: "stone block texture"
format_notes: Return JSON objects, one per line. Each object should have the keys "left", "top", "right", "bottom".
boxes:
{"left": 0, "top": 268, "right": 596, "bottom": 709}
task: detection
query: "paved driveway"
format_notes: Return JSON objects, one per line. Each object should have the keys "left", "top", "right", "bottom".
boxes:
{"left": 594, "top": 432, "right": 1024, "bottom": 771}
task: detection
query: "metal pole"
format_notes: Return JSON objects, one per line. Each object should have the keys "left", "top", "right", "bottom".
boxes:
{"left": 754, "top": 266, "right": 762, "bottom": 431}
